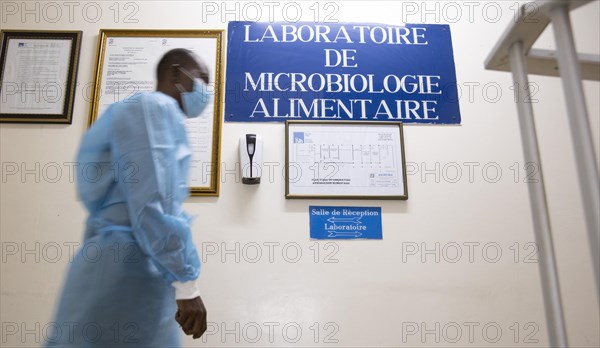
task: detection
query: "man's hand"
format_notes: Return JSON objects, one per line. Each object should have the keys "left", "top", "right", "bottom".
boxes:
{"left": 175, "top": 296, "right": 207, "bottom": 339}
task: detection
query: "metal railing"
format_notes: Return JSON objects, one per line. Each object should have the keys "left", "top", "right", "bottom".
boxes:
{"left": 485, "top": 1, "right": 600, "bottom": 347}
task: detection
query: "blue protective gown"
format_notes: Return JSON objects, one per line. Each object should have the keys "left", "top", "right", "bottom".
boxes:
{"left": 46, "top": 92, "right": 200, "bottom": 347}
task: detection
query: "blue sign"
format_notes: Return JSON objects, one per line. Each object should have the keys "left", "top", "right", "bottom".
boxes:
{"left": 225, "top": 21, "right": 460, "bottom": 124}
{"left": 310, "top": 206, "right": 382, "bottom": 240}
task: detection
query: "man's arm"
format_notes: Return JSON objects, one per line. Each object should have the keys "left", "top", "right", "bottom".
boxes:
{"left": 110, "top": 96, "right": 206, "bottom": 338}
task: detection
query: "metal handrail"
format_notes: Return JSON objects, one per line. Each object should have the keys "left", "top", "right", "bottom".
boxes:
{"left": 485, "top": 1, "right": 600, "bottom": 347}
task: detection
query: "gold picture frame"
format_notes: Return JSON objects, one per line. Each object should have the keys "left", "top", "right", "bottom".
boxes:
{"left": 0, "top": 30, "right": 82, "bottom": 124}
{"left": 89, "top": 29, "right": 224, "bottom": 196}
{"left": 285, "top": 120, "right": 408, "bottom": 200}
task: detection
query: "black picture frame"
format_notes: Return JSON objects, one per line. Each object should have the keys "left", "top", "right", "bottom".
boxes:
{"left": 0, "top": 30, "right": 82, "bottom": 124}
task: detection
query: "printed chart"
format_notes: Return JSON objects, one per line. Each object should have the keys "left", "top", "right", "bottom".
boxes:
{"left": 286, "top": 122, "right": 407, "bottom": 199}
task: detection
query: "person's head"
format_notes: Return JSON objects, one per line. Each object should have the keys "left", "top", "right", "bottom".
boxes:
{"left": 156, "top": 48, "right": 210, "bottom": 117}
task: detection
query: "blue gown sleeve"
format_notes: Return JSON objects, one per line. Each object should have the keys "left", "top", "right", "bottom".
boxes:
{"left": 109, "top": 95, "right": 200, "bottom": 283}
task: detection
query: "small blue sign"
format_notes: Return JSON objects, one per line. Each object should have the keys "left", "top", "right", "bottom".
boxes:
{"left": 310, "top": 206, "right": 382, "bottom": 239}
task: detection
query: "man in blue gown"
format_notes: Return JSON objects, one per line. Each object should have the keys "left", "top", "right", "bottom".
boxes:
{"left": 46, "top": 48, "right": 211, "bottom": 347}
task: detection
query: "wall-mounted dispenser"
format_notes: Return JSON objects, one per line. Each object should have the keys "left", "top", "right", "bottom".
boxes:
{"left": 239, "top": 134, "right": 262, "bottom": 184}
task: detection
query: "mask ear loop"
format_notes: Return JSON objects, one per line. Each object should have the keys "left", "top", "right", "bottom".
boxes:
{"left": 172, "top": 64, "right": 195, "bottom": 81}
{"left": 172, "top": 64, "right": 194, "bottom": 96}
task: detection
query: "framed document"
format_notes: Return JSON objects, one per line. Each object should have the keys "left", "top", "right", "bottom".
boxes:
{"left": 90, "top": 30, "right": 224, "bottom": 196}
{"left": 0, "top": 30, "right": 82, "bottom": 123}
{"left": 285, "top": 121, "right": 408, "bottom": 200}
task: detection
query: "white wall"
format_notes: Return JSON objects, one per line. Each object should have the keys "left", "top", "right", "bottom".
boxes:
{"left": 1, "top": 1, "right": 599, "bottom": 347}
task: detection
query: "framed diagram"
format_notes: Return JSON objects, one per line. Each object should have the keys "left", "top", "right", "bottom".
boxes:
{"left": 285, "top": 121, "right": 408, "bottom": 200}
{"left": 90, "top": 29, "right": 224, "bottom": 196}
{"left": 0, "top": 30, "right": 81, "bottom": 123}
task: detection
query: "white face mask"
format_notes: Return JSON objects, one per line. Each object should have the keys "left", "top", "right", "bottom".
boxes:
{"left": 174, "top": 66, "right": 211, "bottom": 118}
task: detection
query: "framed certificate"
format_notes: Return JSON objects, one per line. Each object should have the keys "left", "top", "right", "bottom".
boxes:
{"left": 90, "top": 29, "right": 224, "bottom": 196}
{"left": 0, "top": 30, "right": 82, "bottom": 123}
{"left": 285, "top": 121, "right": 408, "bottom": 200}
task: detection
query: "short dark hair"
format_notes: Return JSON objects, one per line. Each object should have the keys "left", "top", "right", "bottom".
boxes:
{"left": 156, "top": 48, "right": 194, "bottom": 81}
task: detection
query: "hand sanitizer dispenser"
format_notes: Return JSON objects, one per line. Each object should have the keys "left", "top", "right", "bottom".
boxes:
{"left": 239, "top": 134, "right": 262, "bottom": 184}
